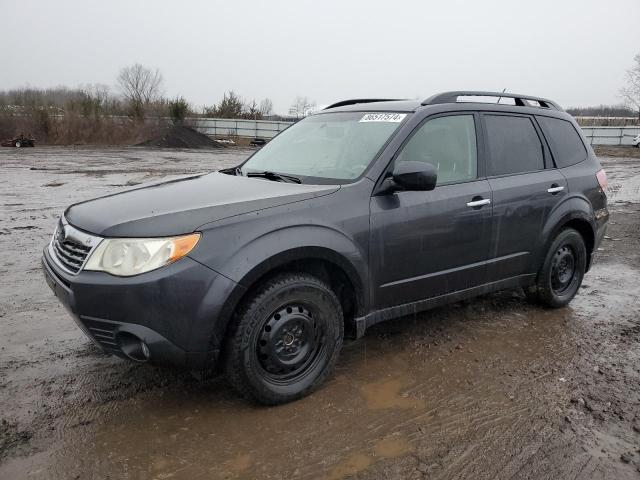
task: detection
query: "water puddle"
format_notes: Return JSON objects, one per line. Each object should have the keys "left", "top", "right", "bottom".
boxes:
{"left": 328, "top": 453, "right": 372, "bottom": 480}
{"left": 360, "top": 377, "right": 425, "bottom": 410}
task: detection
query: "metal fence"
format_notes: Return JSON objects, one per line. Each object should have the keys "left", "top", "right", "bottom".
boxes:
{"left": 580, "top": 126, "right": 639, "bottom": 146}
{"left": 189, "top": 117, "right": 294, "bottom": 139}
{"left": 189, "top": 117, "right": 639, "bottom": 146}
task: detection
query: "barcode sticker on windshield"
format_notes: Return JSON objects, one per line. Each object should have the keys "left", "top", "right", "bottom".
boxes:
{"left": 359, "top": 113, "right": 406, "bottom": 123}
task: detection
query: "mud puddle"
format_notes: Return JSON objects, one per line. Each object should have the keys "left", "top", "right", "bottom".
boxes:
{"left": 1, "top": 149, "right": 639, "bottom": 479}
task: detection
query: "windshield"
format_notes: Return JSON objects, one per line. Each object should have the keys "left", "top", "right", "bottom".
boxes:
{"left": 240, "top": 112, "right": 407, "bottom": 182}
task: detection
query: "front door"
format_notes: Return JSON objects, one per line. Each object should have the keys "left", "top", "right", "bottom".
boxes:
{"left": 370, "top": 113, "right": 492, "bottom": 309}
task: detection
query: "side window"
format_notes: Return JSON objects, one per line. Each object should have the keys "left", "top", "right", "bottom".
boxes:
{"left": 537, "top": 116, "right": 587, "bottom": 168}
{"left": 396, "top": 115, "right": 477, "bottom": 185}
{"left": 484, "top": 115, "right": 544, "bottom": 176}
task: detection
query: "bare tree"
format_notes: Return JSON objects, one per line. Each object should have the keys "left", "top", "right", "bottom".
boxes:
{"left": 619, "top": 52, "right": 640, "bottom": 122}
{"left": 116, "top": 63, "right": 163, "bottom": 118}
{"left": 259, "top": 98, "right": 273, "bottom": 116}
{"left": 244, "top": 99, "right": 261, "bottom": 119}
{"left": 84, "top": 83, "right": 111, "bottom": 106}
{"left": 289, "top": 96, "right": 316, "bottom": 118}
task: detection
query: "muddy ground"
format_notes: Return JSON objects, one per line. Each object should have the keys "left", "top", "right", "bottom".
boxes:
{"left": 0, "top": 146, "right": 639, "bottom": 479}
{"left": 593, "top": 145, "right": 640, "bottom": 159}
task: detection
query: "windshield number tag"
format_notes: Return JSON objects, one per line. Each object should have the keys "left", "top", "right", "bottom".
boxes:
{"left": 359, "top": 113, "right": 406, "bottom": 123}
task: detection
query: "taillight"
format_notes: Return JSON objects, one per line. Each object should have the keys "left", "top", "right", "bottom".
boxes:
{"left": 596, "top": 169, "right": 607, "bottom": 191}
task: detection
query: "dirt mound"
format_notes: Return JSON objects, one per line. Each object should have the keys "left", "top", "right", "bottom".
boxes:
{"left": 140, "top": 125, "right": 223, "bottom": 149}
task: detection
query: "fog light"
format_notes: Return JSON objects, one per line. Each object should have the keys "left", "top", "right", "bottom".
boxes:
{"left": 141, "top": 341, "right": 150, "bottom": 359}
{"left": 117, "top": 332, "right": 150, "bottom": 362}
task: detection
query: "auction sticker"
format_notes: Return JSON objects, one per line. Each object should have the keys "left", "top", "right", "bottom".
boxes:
{"left": 359, "top": 113, "right": 406, "bottom": 123}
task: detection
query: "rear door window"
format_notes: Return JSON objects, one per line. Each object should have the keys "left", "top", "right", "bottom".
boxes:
{"left": 484, "top": 115, "right": 544, "bottom": 176}
{"left": 537, "top": 116, "right": 587, "bottom": 167}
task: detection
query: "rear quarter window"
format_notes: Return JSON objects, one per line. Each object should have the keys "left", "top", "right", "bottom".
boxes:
{"left": 484, "top": 115, "right": 544, "bottom": 176}
{"left": 537, "top": 116, "right": 587, "bottom": 168}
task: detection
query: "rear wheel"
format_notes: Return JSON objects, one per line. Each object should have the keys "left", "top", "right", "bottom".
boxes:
{"left": 15, "top": 141, "right": 21, "bottom": 148}
{"left": 224, "top": 272, "right": 343, "bottom": 404}
{"left": 529, "top": 228, "right": 587, "bottom": 308}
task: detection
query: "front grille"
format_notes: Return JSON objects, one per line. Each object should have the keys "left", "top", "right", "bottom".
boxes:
{"left": 49, "top": 218, "right": 102, "bottom": 274}
{"left": 52, "top": 228, "right": 91, "bottom": 273}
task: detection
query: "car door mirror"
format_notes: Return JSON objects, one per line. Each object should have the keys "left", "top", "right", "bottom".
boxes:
{"left": 391, "top": 161, "right": 437, "bottom": 191}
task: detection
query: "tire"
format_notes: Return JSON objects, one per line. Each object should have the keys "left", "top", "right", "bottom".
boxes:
{"left": 14, "top": 141, "right": 21, "bottom": 148}
{"left": 224, "top": 272, "right": 344, "bottom": 405}
{"left": 529, "top": 228, "right": 587, "bottom": 308}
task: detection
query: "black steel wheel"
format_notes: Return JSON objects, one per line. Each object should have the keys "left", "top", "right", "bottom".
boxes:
{"left": 256, "top": 303, "right": 327, "bottom": 382}
{"left": 531, "top": 228, "right": 587, "bottom": 308}
{"left": 550, "top": 245, "right": 576, "bottom": 295}
{"left": 224, "top": 272, "right": 343, "bottom": 404}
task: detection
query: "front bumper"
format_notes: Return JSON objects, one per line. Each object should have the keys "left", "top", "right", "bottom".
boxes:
{"left": 42, "top": 247, "right": 238, "bottom": 370}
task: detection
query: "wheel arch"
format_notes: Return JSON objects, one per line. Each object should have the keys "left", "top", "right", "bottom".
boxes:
{"left": 560, "top": 218, "right": 595, "bottom": 269}
{"left": 209, "top": 245, "right": 368, "bottom": 363}
{"left": 538, "top": 197, "right": 596, "bottom": 274}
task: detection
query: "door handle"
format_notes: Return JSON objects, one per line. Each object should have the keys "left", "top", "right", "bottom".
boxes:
{"left": 466, "top": 198, "right": 491, "bottom": 208}
{"left": 547, "top": 185, "right": 564, "bottom": 194}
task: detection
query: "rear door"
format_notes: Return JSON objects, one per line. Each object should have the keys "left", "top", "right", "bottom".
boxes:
{"left": 370, "top": 113, "right": 493, "bottom": 309}
{"left": 481, "top": 113, "right": 568, "bottom": 281}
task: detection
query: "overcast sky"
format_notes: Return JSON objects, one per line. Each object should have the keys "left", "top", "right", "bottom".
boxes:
{"left": 3, "top": 0, "right": 640, "bottom": 114}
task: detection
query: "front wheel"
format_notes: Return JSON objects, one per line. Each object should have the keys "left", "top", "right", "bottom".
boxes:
{"left": 224, "top": 272, "right": 344, "bottom": 404}
{"left": 15, "top": 141, "right": 21, "bottom": 148}
{"left": 529, "top": 228, "right": 587, "bottom": 308}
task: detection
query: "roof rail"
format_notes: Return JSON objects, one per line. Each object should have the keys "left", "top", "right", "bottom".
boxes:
{"left": 421, "top": 91, "right": 563, "bottom": 111}
{"left": 324, "top": 98, "right": 404, "bottom": 110}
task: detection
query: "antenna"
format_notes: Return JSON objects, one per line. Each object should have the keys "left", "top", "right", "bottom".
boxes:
{"left": 497, "top": 88, "right": 506, "bottom": 104}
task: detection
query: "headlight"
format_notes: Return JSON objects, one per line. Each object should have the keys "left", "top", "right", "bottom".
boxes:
{"left": 84, "top": 233, "right": 200, "bottom": 276}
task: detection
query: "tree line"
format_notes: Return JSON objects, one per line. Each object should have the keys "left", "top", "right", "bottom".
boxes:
{"left": 0, "top": 63, "right": 317, "bottom": 123}
{"left": 2, "top": 55, "right": 638, "bottom": 144}
{"left": 566, "top": 104, "right": 636, "bottom": 117}
{"left": 6, "top": 54, "right": 638, "bottom": 122}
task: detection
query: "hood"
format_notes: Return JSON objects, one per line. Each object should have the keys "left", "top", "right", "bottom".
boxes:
{"left": 66, "top": 172, "right": 339, "bottom": 237}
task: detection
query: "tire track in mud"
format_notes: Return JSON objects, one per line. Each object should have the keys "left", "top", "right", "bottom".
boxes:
{"left": 288, "top": 303, "right": 576, "bottom": 479}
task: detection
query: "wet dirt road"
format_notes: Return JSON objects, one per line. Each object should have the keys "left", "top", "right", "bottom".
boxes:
{"left": 1, "top": 147, "right": 639, "bottom": 479}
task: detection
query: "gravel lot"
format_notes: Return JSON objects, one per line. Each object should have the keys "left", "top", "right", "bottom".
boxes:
{"left": 0, "top": 146, "right": 639, "bottom": 479}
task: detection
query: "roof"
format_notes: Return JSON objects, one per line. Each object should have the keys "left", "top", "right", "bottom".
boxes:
{"left": 322, "top": 91, "right": 563, "bottom": 114}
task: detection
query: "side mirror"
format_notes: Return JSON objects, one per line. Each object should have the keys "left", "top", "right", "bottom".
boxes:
{"left": 390, "top": 161, "right": 437, "bottom": 192}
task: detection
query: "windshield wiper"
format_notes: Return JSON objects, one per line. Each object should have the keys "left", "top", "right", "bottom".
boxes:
{"left": 243, "top": 170, "right": 302, "bottom": 184}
